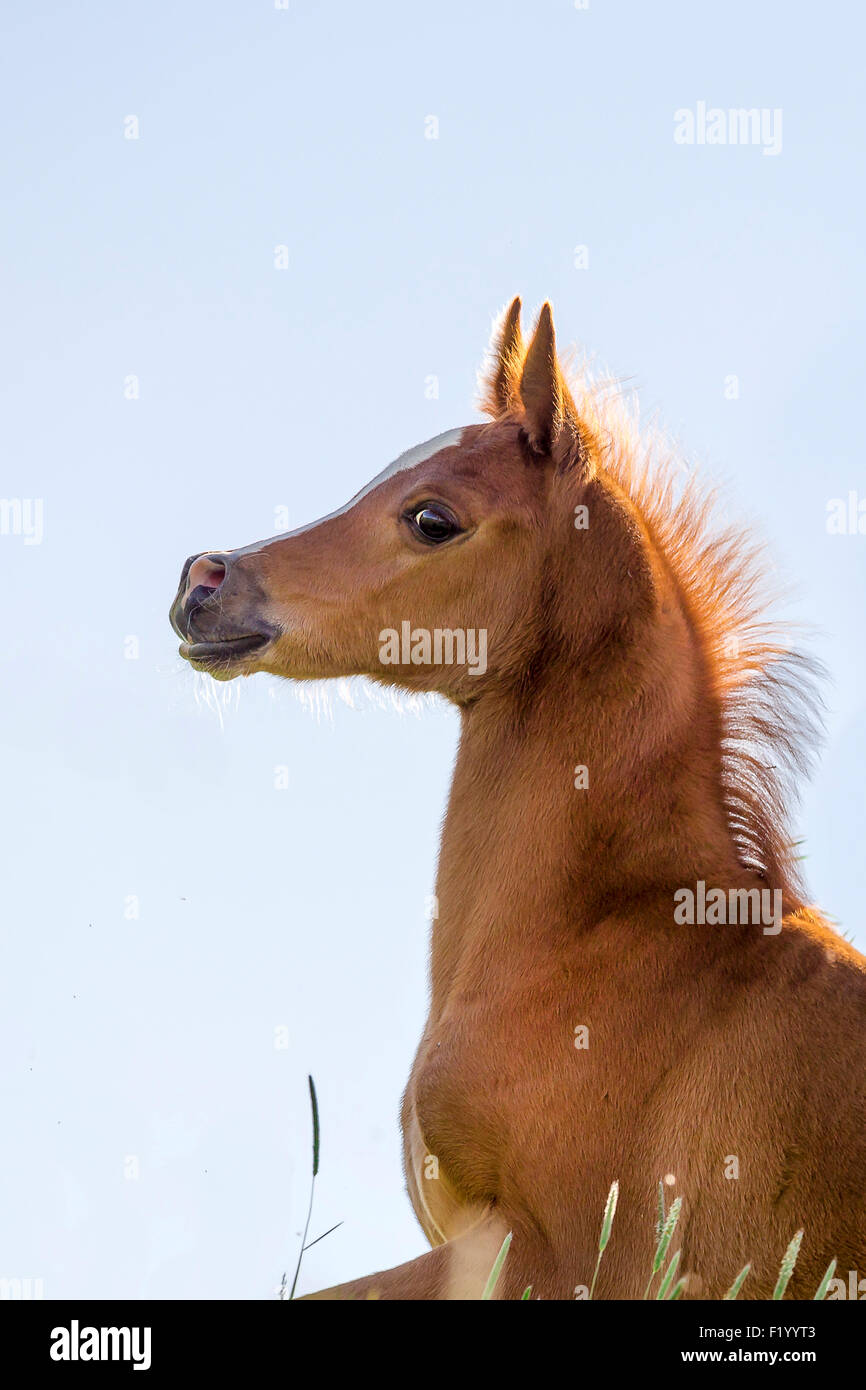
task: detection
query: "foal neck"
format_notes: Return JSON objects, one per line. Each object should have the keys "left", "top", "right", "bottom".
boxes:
{"left": 430, "top": 589, "right": 744, "bottom": 1009}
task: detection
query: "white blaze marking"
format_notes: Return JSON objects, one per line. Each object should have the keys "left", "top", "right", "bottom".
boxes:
{"left": 228, "top": 427, "right": 466, "bottom": 560}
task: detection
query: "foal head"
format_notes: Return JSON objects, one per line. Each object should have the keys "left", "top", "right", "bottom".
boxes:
{"left": 169, "top": 300, "right": 665, "bottom": 703}
{"left": 171, "top": 297, "right": 821, "bottom": 898}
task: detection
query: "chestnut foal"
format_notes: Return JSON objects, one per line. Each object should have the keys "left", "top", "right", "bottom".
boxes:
{"left": 170, "top": 300, "right": 866, "bottom": 1299}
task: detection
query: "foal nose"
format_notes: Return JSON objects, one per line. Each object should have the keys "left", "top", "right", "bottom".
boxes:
{"left": 186, "top": 553, "right": 228, "bottom": 599}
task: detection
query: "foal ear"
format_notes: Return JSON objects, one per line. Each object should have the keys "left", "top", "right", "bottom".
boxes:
{"left": 481, "top": 296, "right": 524, "bottom": 415}
{"left": 519, "top": 302, "right": 583, "bottom": 467}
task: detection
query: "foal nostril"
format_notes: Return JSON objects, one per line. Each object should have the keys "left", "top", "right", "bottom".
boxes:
{"left": 186, "top": 554, "right": 227, "bottom": 597}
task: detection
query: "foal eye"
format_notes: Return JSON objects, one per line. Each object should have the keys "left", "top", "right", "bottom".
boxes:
{"left": 408, "top": 505, "right": 461, "bottom": 544}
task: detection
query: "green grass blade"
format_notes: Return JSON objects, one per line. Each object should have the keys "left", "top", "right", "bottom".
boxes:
{"left": 599, "top": 1180, "right": 619, "bottom": 1252}
{"left": 521, "top": 1285, "right": 532, "bottom": 1300}
{"left": 303, "top": 1220, "right": 343, "bottom": 1252}
{"left": 656, "top": 1181, "right": 666, "bottom": 1241}
{"left": 308, "top": 1074, "right": 320, "bottom": 1178}
{"left": 657, "top": 1248, "right": 681, "bottom": 1300}
{"left": 288, "top": 1075, "right": 321, "bottom": 1300}
{"left": 481, "top": 1232, "right": 512, "bottom": 1300}
{"left": 669, "top": 1277, "right": 688, "bottom": 1300}
{"left": 644, "top": 1195, "right": 682, "bottom": 1297}
{"left": 813, "top": 1259, "right": 837, "bottom": 1301}
{"left": 723, "top": 1263, "right": 751, "bottom": 1300}
{"left": 654, "top": 1197, "right": 682, "bottom": 1272}
{"left": 588, "top": 1181, "right": 619, "bottom": 1300}
{"left": 772, "top": 1229, "right": 803, "bottom": 1301}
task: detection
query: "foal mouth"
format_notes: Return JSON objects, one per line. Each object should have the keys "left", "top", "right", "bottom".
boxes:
{"left": 169, "top": 555, "right": 277, "bottom": 676}
{"left": 178, "top": 631, "right": 274, "bottom": 671}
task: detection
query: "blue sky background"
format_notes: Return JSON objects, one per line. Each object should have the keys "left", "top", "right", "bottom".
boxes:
{"left": 1, "top": 0, "right": 863, "bottom": 1298}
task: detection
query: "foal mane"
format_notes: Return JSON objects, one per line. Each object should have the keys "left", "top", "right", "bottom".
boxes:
{"left": 480, "top": 321, "right": 824, "bottom": 908}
